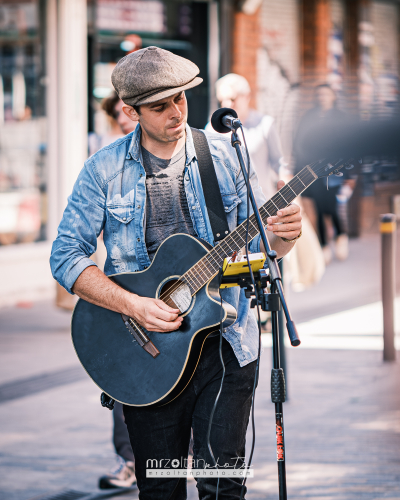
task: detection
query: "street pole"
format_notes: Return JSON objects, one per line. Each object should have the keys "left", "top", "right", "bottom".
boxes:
{"left": 380, "top": 213, "right": 396, "bottom": 362}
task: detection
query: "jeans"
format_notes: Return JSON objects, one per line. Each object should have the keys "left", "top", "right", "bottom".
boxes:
{"left": 123, "top": 336, "right": 257, "bottom": 500}
{"left": 113, "top": 402, "right": 134, "bottom": 463}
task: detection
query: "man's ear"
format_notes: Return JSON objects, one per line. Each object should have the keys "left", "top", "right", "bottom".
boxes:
{"left": 122, "top": 104, "right": 139, "bottom": 122}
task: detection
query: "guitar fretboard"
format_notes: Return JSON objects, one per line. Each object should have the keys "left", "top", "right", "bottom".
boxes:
{"left": 176, "top": 164, "right": 318, "bottom": 296}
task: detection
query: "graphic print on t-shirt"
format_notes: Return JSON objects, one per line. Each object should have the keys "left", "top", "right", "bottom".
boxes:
{"left": 141, "top": 145, "right": 197, "bottom": 261}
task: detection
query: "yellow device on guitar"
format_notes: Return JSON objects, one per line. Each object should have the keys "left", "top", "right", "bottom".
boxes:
{"left": 220, "top": 252, "right": 266, "bottom": 288}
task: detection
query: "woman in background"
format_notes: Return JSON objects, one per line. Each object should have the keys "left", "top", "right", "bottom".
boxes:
{"left": 294, "top": 84, "right": 353, "bottom": 264}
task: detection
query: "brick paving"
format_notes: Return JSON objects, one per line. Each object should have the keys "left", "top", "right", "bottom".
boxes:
{"left": 0, "top": 233, "right": 399, "bottom": 500}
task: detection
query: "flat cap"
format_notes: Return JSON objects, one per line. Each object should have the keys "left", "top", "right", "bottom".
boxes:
{"left": 111, "top": 46, "right": 203, "bottom": 106}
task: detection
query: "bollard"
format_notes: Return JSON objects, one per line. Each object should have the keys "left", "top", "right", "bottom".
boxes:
{"left": 380, "top": 214, "right": 397, "bottom": 362}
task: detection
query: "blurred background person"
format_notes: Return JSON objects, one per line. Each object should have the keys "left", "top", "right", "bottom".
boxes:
{"left": 92, "top": 92, "right": 138, "bottom": 490}
{"left": 207, "top": 73, "right": 288, "bottom": 200}
{"left": 293, "top": 84, "right": 355, "bottom": 264}
{"left": 208, "top": 74, "right": 327, "bottom": 297}
{"left": 208, "top": 73, "right": 295, "bottom": 329}
{"left": 89, "top": 91, "right": 137, "bottom": 156}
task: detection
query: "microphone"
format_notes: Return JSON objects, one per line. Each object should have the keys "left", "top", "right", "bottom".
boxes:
{"left": 211, "top": 108, "right": 241, "bottom": 134}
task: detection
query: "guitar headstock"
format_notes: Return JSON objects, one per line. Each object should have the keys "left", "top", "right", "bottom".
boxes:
{"left": 309, "top": 158, "right": 356, "bottom": 179}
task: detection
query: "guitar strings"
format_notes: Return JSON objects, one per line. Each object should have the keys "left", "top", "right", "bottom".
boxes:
{"left": 132, "top": 161, "right": 322, "bottom": 335}
{"left": 158, "top": 172, "right": 318, "bottom": 303}
{"left": 158, "top": 185, "right": 300, "bottom": 302}
{"left": 158, "top": 161, "right": 320, "bottom": 303}
{"left": 158, "top": 191, "right": 285, "bottom": 299}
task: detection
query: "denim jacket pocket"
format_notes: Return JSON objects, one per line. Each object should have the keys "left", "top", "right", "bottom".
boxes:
{"left": 222, "top": 193, "right": 241, "bottom": 213}
{"left": 222, "top": 193, "right": 241, "bottom": 231}
{"left": 107, "top": 203, "right": 135, "bottom": 252}
{"left": 107, "top": 204, "right": 135, "bottom": 224}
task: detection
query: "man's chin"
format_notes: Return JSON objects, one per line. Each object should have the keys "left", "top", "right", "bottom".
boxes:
{"left": 166, "top": 126, "right": 185, "bottom": 142}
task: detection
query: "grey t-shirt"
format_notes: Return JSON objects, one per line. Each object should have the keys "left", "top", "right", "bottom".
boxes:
{"left": 141, "top": 145, "right": 197, "bottom": 261}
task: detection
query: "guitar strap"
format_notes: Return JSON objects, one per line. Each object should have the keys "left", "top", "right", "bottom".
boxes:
{"left": 190, "top": 128, "right": 230, "bottom": 242}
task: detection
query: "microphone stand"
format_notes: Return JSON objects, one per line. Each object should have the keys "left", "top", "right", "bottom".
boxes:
{"left": 227, "top": 123, "right": 301, "bottom": 500}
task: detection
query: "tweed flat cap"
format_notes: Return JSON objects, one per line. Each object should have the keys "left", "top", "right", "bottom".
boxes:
{"left": 111, "top": 46, "right": 203, "bottom": 106}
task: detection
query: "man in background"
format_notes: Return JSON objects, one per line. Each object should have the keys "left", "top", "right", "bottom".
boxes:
{"left": 208, "top": 74, "right": 288, "bottom": 329}
{"left": 208, "top": 73, "right": 286, "bottom": 200}
{"left": 89, "top": 91, "right": 137, "bottom": 156}
{"left": 92, "top": 92, "right": 138, "bottom": 490}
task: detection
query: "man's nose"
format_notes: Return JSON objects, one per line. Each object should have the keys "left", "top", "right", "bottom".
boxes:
{"left": 170, "top": 102, "right": 182, "bottom": 120}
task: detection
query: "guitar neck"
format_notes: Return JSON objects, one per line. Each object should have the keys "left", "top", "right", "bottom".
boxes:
{"left": 181, "top": 164, "right": 318, "bottom": 295}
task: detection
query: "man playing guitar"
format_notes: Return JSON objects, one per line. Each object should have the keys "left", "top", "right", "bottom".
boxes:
{"left": 50, "top": 47, "right": 302, "bottom": 499}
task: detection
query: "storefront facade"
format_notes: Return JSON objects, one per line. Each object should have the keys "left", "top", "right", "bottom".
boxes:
{"left": 232, "top": 0, "right": 400, "bottom": 234}
{"left": 0, "top": 0, "right": 47, "bottom": 245}
{"left": 1, "top": 0, "right": 399, "bottom": 306}
{"left": 0, "top": 0, "right": 87, "bottom": 306}
{"left": 88, "top": 0, "right": 213, "bottom": 132}
{"left": 0, "top": 0, "right": 217, "bottom": 306}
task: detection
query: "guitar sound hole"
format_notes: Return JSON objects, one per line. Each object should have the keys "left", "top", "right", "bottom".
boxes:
{"left": 159, "top": 279, "right": 193, "bottom": 314}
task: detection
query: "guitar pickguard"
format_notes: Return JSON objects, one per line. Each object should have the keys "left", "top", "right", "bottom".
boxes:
{"left": 169, "top": 282, "right": 192, "bottom": 313}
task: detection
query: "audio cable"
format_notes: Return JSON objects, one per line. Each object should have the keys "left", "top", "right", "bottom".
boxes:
{"left": 206, "top": 125, "right": 264, "bottom": 500}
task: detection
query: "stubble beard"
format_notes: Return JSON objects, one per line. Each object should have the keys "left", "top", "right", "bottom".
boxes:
{"left": 148, "top": 120, "right": 186, "bottom": 144}
{"left": 139, "top": 114, "right": 187, "bottom": 146}
{"left": 164, "top": 118, "right": 186, "bottom": 142}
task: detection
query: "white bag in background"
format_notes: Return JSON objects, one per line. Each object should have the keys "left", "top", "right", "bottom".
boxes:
{"left": 285, "top": 213, "right": 325, "bottom": 292}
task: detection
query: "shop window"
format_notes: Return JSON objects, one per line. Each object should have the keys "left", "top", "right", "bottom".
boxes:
{"left": 0, "top": 0, "right": 47, "bottom": 246}
{"left": 88, "top": 0, "right": 209, "bottom": 139}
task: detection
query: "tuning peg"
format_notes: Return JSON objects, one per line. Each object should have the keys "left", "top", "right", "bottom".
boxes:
{"left": 334, "top": 172, "right": 344, "bottom": 177}
{"left": 345, "top": 163, "right": 354, "bottom": 170}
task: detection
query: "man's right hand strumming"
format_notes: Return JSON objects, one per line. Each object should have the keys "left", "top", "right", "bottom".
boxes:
{"left": 72, "top": 266, "right": 182, "bottom": 332}
{"left": 128, "top": 294, "right": 182, "bottom": 332}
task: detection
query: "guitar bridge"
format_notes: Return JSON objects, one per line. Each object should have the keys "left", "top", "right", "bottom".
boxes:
{"left": 121, "top": 314, "right": 160, "bottom": 359}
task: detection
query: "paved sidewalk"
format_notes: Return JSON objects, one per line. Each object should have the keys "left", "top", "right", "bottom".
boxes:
{"left": 0, "top": 233, "right": 399, "bottom": 500}
{"left": 262, "top": 297, "right": 400, "bottom": 350}
{"left": 287, "top": 232, "right": 400, "bottom": 323}
{"left": 246, "top": 348, "right": 400, "bottom": 500}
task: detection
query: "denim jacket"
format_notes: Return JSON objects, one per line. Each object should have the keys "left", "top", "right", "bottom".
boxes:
{"left": 50, "top": 125, "right": 267, "bottom": 367}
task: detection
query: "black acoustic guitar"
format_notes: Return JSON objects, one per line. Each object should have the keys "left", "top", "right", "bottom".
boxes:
{"left": 72, "top": 159, "right": 349, "bottom": 406}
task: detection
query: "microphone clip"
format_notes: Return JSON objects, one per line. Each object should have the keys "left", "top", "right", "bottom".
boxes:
{"left": 211, "top": 107, "right": 242, "bottom": 134}
{"left": 222, "top": 115, "right": 241, "bottom": 131}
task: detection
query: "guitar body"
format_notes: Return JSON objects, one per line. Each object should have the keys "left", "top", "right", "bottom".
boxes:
{"left": 71, "top": 234, "right": 237, "bottom": 407}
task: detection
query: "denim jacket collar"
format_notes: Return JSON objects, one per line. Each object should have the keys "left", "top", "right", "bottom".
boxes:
{"left": 127, "top": 123, "right": 142, "bottom": 161}
{"left": 184, "top": 125, "right": 197, "bottom": 165}
{"left": 127, "top": 123, "right": 196, "bottom": 165}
